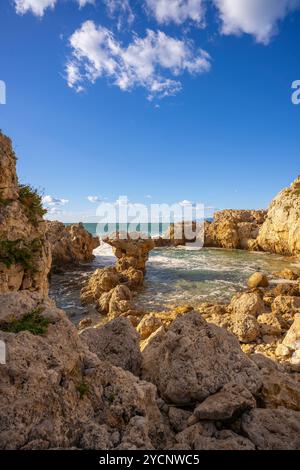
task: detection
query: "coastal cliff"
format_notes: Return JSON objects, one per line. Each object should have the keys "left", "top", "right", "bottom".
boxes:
{"left": 0, "top": 133, "right": 51, "bottom": 295}
{"left": 257, "top": 175, "right": 300, "bottom": 256}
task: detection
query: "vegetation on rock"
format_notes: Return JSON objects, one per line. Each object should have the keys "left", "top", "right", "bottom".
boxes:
{"left": 0, "top": 307, "right": 50, "bottom": 335}
{"left": 0, "top": 238, "right": 43, "bottom": 272}
{"left": 18, "top": 184, "right": 47, "bottom": 225}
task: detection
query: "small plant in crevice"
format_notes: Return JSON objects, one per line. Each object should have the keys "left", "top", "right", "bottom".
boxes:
{"left": 0, "top": 307, "right": 51, "bottom": 335}
{"left": 76, "top": 382, "right": 90, "bottom": 400}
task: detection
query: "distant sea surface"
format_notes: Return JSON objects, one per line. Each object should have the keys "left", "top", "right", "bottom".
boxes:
{"left": 49, "top": 222, "right": 296, "bottom": 323}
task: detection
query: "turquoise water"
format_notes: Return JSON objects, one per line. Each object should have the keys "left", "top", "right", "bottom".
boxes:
{"left": 50, "top": 224, "right": 296, "bottom": 321}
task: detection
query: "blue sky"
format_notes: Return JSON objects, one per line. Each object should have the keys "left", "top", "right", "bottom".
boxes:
{"left": 0, "top": 0, "right": 300, "bottom": 222}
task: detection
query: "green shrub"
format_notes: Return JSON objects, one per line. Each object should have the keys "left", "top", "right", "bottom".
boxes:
{"left": 0, "top": 238, "right": 42, "bottom": 272}
{"left": 76, "top": 382, "right": 90, "bottom": 400}
{"left": 18, "top": 184, "right": 47, "bottom": 225}
{"left": 0, "top": 308, "right": 50, "bottom": 335}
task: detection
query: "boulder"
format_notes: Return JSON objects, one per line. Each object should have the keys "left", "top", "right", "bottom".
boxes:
{"left": 247, "top": 272, "right": 269, "bottom": 289}
{"left": 241, "top": 408, "right": 300, "bottom": 450}
{"left": 230, "top": 291, "right": 264, "bottom": 318}
{"left": 281, "top": 313, "right": 300, "bottom": 370}
{"left": 257, "top": 313, "right": 282, "bottom": 337}
{"left": 191, "top": 382, "right": 256, "bottom": 422}
{"left": 232, "top": 313, "right": 260, "bottom": 343}
{"left": 80, "top": 318, "right": 142, "bottom": 375}
{"left": 257, "top": 175, "right": 300, "bottom": 256}
{"left": 142, "top": 312, "right": 262, "bottom": 405}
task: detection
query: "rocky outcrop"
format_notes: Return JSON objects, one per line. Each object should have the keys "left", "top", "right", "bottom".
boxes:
{"left": 46, "top": 221, "right": 99, "bottom": 270}
{"left": 0, "top": 291, "right": 169, "bottom": 450}
{"left": 81, "top": 233, "right": 154, "bottom": 319}
{"left": 0, "top": 132, "right": 51, "bottom": 295}
{"left": 205, "top": 210, "right": 267, "bottom": 250}
{"left": 276, "top": 313, "right": 300, "bottom": 370}
{"left": 80, "top": 317, "right": 142, "bottom": 376}
{"left": 257, "top": 175, "right": 300, "bottom": 255}
{"left": 142, "top": 312, "right": 262, "bottom": 405}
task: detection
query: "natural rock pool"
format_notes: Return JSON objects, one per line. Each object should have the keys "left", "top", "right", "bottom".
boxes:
{"left": 49, "top": 242, "right": 298, "bottom": 322}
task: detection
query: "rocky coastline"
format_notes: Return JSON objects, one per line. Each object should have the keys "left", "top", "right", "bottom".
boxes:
{"left": 1, "top": 131, "right": 300, "bottom": 451}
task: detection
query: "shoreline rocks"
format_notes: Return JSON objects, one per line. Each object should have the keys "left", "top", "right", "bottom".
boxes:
{"left": 46, "top": 221, "right": 99, "bottom": 271}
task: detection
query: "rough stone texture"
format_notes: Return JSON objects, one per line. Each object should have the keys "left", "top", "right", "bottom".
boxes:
{"left": 137, "top": 314, "right": 164, "bottom": 340}
{"left": 230, "top": 291, "right": 265, "bottom": 318}
{"left": 46, "top": 221, "right": 99, "bottom": 269}
{"left": 232, "top": 313, "right": 260, "bottom": 343}
{"left": 257, "top": 175, "right": 300, "bottom": 256}
{"left": 251, "top": 354, "right": 300, "bottom": 411}
{"left": 174, "top": 424, "right": 255, "bottom": 450}
{"left": 247, "top": 272, "right": 269, "bottom": 289}
{"left": 0, "top": 293, "right": 169, "bottom": 450}
{"left": 80, "top": 317, "right": 142, "bottom": 375}
{"left": 142, "top": 312, "right": 262, "bottom": 405}
{"left": 280, "top": 313, "right": 300, "bottom": 370}
{"left": 0, "top": 132, "right": 51, "bottom": 295}
{"left": 204, "top": 210, "right": 266, "bottom": 250}
{"left": 192, "top": 382, "right": 256, "bottom": 421}
{"left": 168, "top": 408, "right": 192, "bottom": 433}
{"left": 257, "top": 313, "right": 282, "bottom": 337}
{"left": 241, "top": 408, "right": 300, "bottom": 450}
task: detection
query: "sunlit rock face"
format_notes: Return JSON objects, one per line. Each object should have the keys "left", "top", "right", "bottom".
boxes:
{"left": 257, "top": 176, "right": 300, "bottom": 256}
{"left": 0, "top": 132, "right": 51, "bottom": 295}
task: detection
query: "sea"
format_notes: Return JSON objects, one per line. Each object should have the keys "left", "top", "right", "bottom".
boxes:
{"left": 49, "top": 223, "right": 297, "bottom": 323}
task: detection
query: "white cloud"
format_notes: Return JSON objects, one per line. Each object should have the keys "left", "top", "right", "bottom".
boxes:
{"left": 145, "top": 0, "right": 205, "bottom": 25}
{"left": 213, "top": 0, "right": 300, "bottom": 44}
{"left": 87, "top": 195, "right": 102, "bottom": 203}
{"left": 14, "top": 0, "right": 57, "bottom": 16}
{"left": 42, "top": 195, "right": 69, "bottom": 206}
{"left": 14, "top": 0, "right": 93, "bottom": 16}
{"left": 179, "top": 199, "right": 193, "bottom": 206}
{"left": 66, "top": 21, "right": 211, "bottom": 99}
{"left": 146, "top": 194, "right": 152, "bottom": 199}
{"left": 104, "top": 0, "right": 135, "bottom": 28}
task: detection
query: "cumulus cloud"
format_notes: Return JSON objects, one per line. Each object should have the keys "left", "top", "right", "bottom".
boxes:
{"left": 14, "top": 0, "right": 93, "bottom": 16}
{"left": 145, "top": 0, "right": 205, "bottom": 25}
{"left": 14, "top": 0, "right": 57, "bottom": 16}
{"left": 66, "top": 21, "right": 211, "bottom": 99}
{"left": 213, "top": 0, "right": 300, "bottom": 44}
{"left": 42, "top": 195, "right": 69, "bottom": 206}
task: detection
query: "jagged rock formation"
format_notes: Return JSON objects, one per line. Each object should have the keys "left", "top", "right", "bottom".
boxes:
{"left": 204, "top": 210, "right": 267, "bottom": 250}
{"left": 0, "top": 132, "right": 51, "bottom": 295}
{"left": 46, "top": 221, "right": 99, "bottom": 270}
{"left": 81, "top": 233, "right": 154, "bottom": 319}
{"left": 257, "top": 175, "right": 300, "bottom": 256}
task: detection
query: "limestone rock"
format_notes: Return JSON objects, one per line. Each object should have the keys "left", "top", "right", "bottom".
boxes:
{"left": 168, "top": 407, "right": 192, "bottom": 433}
{"left": 80, "top": 267, "right": 120, "bottom": 306}
{"left": 137, "top": 314, "right": 163, "bottom": 340}
{"left": 230, "top": 291, "right": 265, "bottom": 318}
{"left": 257, "top": 175, "right": 300, "bottom": 256}
{"left": 0, "top": 132, "right": 51, "bottom": 295}
{"left": 281, "top": 313, "right": 300, "bottom": 370}
{"left": 257, "top": 313, "right": 282, "bottom": 337}
{"left": 247, "top": 272, "right": 269, "bottom": 289}
{"left": 241, "top": 408, "right": 300, "bottom": 450}
{"left": 232, "top": 313, "right": 260, "bottom": 343}
{"left": 80, "top": 317, "right": 142, "bottom": 375}
{"left": 251, "top": 354, "right": 300, "bottom": 411}
{"left": 142, "top": 312, "right": 262, "bottom": 405}
{"left": 46, "top": 221, "right": 98, "bottom": 269}
{"left": 192, "top": 382, "right": 256, "bottom": 421}
{"left": 204, "top": 210, "right": 266, "bottom": 250}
